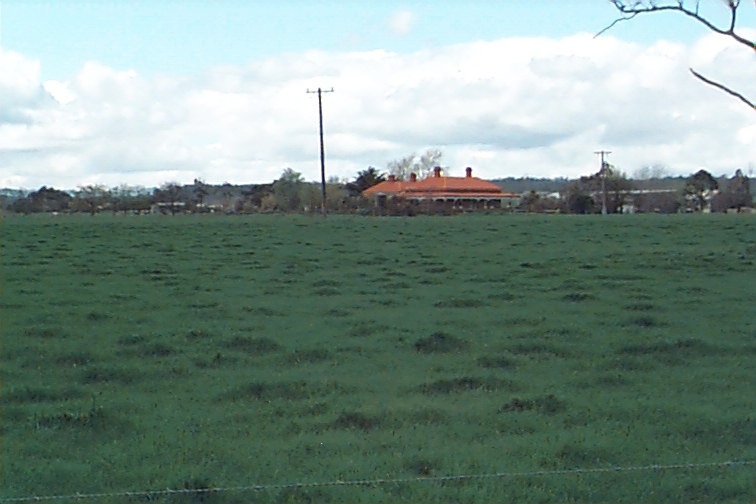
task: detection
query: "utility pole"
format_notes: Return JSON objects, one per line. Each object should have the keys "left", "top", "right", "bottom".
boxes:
{"left": 594, "top": 150, "right": 611, "bottom": 215}
{"left": 307, "top": 87, "right": 334, "bottom": 216}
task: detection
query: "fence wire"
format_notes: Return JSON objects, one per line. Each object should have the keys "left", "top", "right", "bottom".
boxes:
{"left": 1, "top": 459, "right": 752, "bottom": 503}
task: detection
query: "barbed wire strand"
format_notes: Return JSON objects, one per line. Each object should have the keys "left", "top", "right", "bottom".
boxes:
{"left": 1, "top": 459, "right": 753, "bottom": 503}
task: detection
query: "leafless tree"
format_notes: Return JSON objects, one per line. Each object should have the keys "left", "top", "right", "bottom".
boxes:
{"left": 387, "top": 148, "right": 444, "bottom": 180}
{"left": 598, "top": 0, "right": 755, "bottom": 109}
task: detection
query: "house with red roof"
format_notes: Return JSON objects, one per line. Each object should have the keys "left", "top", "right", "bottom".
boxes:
{"left": 363, "top": 167, "right": 518, "bottom": 212}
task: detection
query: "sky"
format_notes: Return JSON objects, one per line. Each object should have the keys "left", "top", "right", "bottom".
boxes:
{"left": 1, "top": 1, "right": 755, "bottom": 190}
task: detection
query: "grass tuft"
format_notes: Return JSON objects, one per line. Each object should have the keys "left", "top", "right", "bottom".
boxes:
{"left": 330, "top": 411, "right": 381, "bottom": 431}
{"left": 618, "top": 338, "right": 717, "bottom": 357}
{"left": 24, "top": 326, "right": 65, "bottom": 339}
{"left": 224, "top": 336, "right": 282, "bottom": 354}
{"left": 477, "top": 355, "right": 516, "bottom": 369}
{"left": 81, "top": 366, "right": 141, "bottom": 385}
{"left": 562, "top": 292, "right": 594, "bottom": 302}
{"left": 414, "top": 332, "right": 468, "bottom": 353}
{"left": 499, "top": 394, "right": 565, "bottom": 415}
{"left": 2, "top": 387, "right": 84, "bottom": 404}
{"left": 434, "top": 297, "right": 486, "bottom": 308}
{"left": 284, "top": 349, "right": 332, "bottom": 364}
{"left": 219, "top": 380, "right": 339, "bottom": 402}
{"left": 420, "top": 376, "right": 514, "bottom": 394}
{"left": 404, "top": 458, "right": 437, "bottom": 476}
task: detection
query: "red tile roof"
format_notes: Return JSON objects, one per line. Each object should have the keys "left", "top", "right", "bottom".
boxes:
{"left": 363, "top": 167, "right": 518, "bottom": 199}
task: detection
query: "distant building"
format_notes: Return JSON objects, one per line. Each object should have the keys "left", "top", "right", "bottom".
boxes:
{"left": 363, "top": 167, "right": 518, "bottom": 211}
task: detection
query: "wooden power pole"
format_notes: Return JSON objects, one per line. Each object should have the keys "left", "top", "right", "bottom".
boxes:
{"left": 594, "top": 150, "right": 611, "bottom": 215}
{"left": 307, "top": 87, "right": 334, "bottom": 216}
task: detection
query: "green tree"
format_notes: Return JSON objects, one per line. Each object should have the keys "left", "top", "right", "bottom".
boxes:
{"left": 603, "top": 1, "right": 755, "bottom": 109}
{"left": 272, "top": 168, "right": 305, "bottom": 211}
{"left": 712, "top": 168, "right": 751, "bottom": 211}
{"left": 112, "top": 185, "right": 152, "bottom": 214}
{"left": 347, "top": 167, "right": 386, "bottom": 196}
{"left": 11, "top": 187, "right": 72, "bottom": 214}
{"left": 683, "top": 169, "right": 719, "bottom": 212}
{"left": 73, "top": 185, "right": 110, "bottom": 215}
{"left": 602, "top": 164, "right": 634, "bottom": 214}
{"left": 519, "top": 190, "right": 541, "bottom": 213}
{"left": 725, "top": 169, "right": 751, "bottom": 209}
{"left": 110, "top": 184, "right": 137, "bottom": 214}
{"left": 561, "top": 182, "right": 596, "bottom": 214}
{"left": 562, "top": 164, "right": 632, "bottom": 214}
{"left": 325, "top": 179, "right": 350, "bottom": 213}
{"left": 154, "top": 182, "right": 184, "bottom": 215}
{"left": 193, "top": 178, "right": 209, "bottom": 211}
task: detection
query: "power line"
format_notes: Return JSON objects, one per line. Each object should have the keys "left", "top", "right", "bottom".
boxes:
{"left": 306, "top": 87, "right": 334, "bottom": 217}
{"left": 1, "top": 459, "right": 752, "bottom": 503}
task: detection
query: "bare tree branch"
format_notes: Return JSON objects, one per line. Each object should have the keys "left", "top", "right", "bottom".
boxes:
{"left": 594, "top": 12, "right": 639, "bottom": 38}
{"left": 689, "top": 68, "right": 756, "bottom": 109}
{"left": 600, "top": 0, "right": 754, "bottom": 50}
{"left": 597, "top": 0, "right": 755, "bottom": 110}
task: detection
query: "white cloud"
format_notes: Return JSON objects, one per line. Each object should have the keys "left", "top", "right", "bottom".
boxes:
{"left": 387, "top": 10, "right": 415, "bottom": 36}
{"left": 0, "top": 49, "right": 52, "bottom": 125}
{"left": 0, "top": 32, "right": 754, "bottom": 190}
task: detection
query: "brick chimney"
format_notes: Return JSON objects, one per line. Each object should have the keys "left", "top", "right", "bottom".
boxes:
{"left": 388, "top": 174, "right": 396, "bottom": 182}
{"left": 466, "top": 167, "right": 472, "bottom": 178}
{"left": 409, "top": 173, "right": 417, "bottom": 182}
{"left": 433, "top": 166, "right": 442, "bottom": 178}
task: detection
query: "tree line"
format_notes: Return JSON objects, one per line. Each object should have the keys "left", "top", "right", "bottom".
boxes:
{"left": 2, "top": 163, "right": 751, "bottom": 216}
{"left": 551, "top": 166, "right": 751, "bottom": 215}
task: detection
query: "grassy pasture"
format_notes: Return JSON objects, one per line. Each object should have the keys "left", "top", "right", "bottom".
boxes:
{"left": 1, "top": 213, "right": 754, "bottom": 503}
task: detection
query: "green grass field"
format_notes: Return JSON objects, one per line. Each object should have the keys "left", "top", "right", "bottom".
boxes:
{"left": 1, "top": 214, "right": 754, "bottom": 503}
